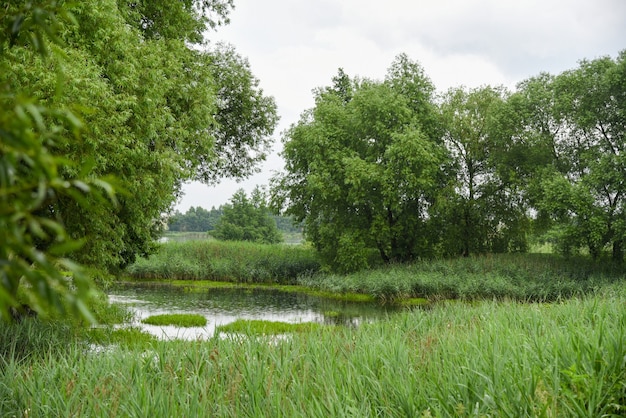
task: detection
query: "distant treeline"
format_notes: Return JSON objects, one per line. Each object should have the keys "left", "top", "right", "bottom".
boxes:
{"left": 167, "top": 206, "right": 302, "bottom": 234}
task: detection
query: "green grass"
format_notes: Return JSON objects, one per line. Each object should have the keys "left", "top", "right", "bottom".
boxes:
{"left": 128, "top": 243, "right": 625, "bottom": 303}
{"left": 86, "top": 326, "right": 157, "bottom": 349}
{"left": 216, "top": 319, "right": 323, "bottom": 335}
{"left": 3, "top": 287, "right": 626, "bottom": 416}
{"left": 141, "top": 313, "right": 207, "bottom": 327}
{"left": 126, "top": 240, "right": 321, "bottom": 284}
{"left": 299, "top": 253, "right": 626, "bottom": 302}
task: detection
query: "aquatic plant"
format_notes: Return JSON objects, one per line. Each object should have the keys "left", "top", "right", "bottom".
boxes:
{"left": 141, "top": 314, "right": 207, "bottom": 327}
{"left": 3, "top": 289, "right": 625, "bottom": 416}
{"left": 126, "top": 240, "right": 321, "bottom": 283}
{"left": 216, "top": 319, "right": 322, "bottom": 335}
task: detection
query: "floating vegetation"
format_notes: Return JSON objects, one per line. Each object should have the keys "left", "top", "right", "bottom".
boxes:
{"left": 141, "top": 314, "right": 207, "bottom": 327}
{"left": 216, "top": 319, "right": 322, "bottom": 335}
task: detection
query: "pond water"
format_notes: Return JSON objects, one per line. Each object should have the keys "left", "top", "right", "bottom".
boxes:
{"left": 108, "top": 283, "right": 403, "bottom": 340}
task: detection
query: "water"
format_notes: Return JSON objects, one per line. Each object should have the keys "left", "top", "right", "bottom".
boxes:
{"left": 108, "top": 283, "right": 401, "bottom": 340}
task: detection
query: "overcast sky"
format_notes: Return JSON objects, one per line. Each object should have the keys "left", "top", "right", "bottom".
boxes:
{"left": 176, "top": 0, "right": 626, "bottom": 212}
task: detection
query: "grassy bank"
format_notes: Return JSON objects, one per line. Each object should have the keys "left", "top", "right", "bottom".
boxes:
{"left": 126, "top": 242, "right": 625, "bottom": 302}
{"left": 2, "top": 288, "right": 625, "bottom": 416}
{"left": 300, "top": 253, "right": 626, "bottom": 302}
{"left": 126, "top": 240, "right": 321, "bottom": 284}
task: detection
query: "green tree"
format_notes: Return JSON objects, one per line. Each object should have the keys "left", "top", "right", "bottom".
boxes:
{"left": 1, "top": 0, "right": 278, "bottom": 318}
{"left": 196, "top": 43, "right": 280, "bottom": 183}
{"left": 3, "top": 0, "right": 277, "bottom": 273}
{"left": 273, "top": 56, "right": 445, "bottom": 272}
{"left": 534, "top": 53, "right": 626, "bottom": 261}
{"left": 435, "top": 85, "right": 530, "bottom": 256}
{"left": 213, "top": 188, "right": 282, "bottom": 244}
{"left": 1, "top": 2, "right": 117, "bottom": 320}
{"left": 168, "top": 206, "right": 223, "bottom": 232}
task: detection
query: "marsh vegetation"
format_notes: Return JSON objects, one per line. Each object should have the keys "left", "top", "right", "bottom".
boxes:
{"left": 3, "top": 1, "right": 626, "bottom": 416}
{"left": 2, "top": 283, "right": 625, "bottom": 416}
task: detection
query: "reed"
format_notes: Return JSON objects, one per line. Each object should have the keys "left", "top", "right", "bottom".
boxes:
{"left": 3, "top": 289, "right": 625, "bottom": 416}
{"left": 300, "top": 253, "right": 626, "bottom": 302}
{"left": 126, "top": 240, "right": 320, "bottom": 284}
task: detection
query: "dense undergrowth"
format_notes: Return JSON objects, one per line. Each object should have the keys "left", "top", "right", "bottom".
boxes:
{"left": 2, "top": 288, "right": 625, "bottom": 416}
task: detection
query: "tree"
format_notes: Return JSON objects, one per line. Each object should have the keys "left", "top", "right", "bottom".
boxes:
{"left": 196, "top": 43, "right": 280, "bottom": 183}
{"left": 1, "top": 2, "right": 117, "bottom": 320}
{"left": 168, "top": 206, "right": 223, "bottom": 232}
{"left": 3, "top": 0, "right": 278, "bottom": 273}
{"left": 533, "top": 53, "right": 626, "bottom": 261}
{"left": 273, "top": 56, "right": 445, "bottom": 272}
{"left": 435, "top": 85, "right": 530, "bottom": 256}
{"left": 1, "top": 0, "right": 278, "bottom": 319}
{"left": 213, "top": 188, "right": 282, "bottom": 244}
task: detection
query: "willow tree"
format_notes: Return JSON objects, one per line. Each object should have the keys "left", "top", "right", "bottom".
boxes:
{"left": 273, "top": 55, "right": 445, "bottom": 272}
{"left": 435, "top": 85, "right": 531, "bottom": 256}
{"left": 3, "top": 0, "right": 278, "bottom": 273}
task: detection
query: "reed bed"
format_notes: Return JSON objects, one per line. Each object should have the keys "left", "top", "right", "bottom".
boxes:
{"left": 128, "top": 241, "right": 624, "bottom": 303}
{"left": 2, "top": 288, "right": 625, "bottom": 416}
{"left": 299, "top": 253, "right": 626, "bottom": 302}
{"left": 126, "top": 240, "right": 321, "bottom": 284}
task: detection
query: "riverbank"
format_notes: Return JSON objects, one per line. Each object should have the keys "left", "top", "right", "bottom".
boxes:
{"left": 3, "top": 251, "right": 626, "bottom": 415}
{"left": 126, "top": 241, "right": 626, "bottom": 302}
{"left": 2, "top": 286, "right": 625, "bottom": 416}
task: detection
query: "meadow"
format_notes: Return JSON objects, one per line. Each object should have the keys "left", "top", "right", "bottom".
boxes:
{"left": 1, "top": 287, "right": 625, "bottom": 416}
{"left": 3, "top": 243, "right": 626, "bottom": 416}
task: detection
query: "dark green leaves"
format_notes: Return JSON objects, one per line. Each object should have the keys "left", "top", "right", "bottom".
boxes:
{"left": 213, "top": 187, "right": 282, "bottom": 244}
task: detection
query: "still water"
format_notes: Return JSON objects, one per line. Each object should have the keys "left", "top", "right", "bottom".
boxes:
{"left": 109, "top": 283, "right": 402, "bottom": 340}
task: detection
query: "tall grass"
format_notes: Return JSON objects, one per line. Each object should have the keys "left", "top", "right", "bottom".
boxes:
{"left": 126, "top": 240, "right": 321, "bottom": 284}
{"left": 300, "top": 253, "right": 626, "bottom": 302}
{"left": 3, "top": 288, "right": 626, "bottom": 416}
{"left": 128, "top": 242, "right": 624, "bottom": 303}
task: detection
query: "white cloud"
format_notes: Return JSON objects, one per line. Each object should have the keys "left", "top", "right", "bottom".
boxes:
{"left": 177, "top": 0, "right": 626, "bottom": 212}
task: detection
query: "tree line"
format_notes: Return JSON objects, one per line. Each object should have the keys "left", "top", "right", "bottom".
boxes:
{"left": 168, "top": 188, "right": 302, "bottom": 243}
{"left": 271, "top": 52, "right": 626, "bottom": 272}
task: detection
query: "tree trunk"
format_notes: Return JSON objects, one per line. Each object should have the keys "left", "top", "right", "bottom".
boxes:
{"left": 613, "top": 240, "right": 623, "bottom": 263}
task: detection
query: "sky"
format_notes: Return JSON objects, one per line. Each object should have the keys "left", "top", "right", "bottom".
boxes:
{"left": 176, "top": 0, "right": 626, "bottom": 212}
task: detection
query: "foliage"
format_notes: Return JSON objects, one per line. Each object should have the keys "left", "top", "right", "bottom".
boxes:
{"left": 500, "top": 53, "right": 626, "bottom": 262}
{"left": 273, "top": 50, "right": 626, "bottom": 271}
{"left": 273, "top": 55, "right": 445, "bottom": 272}
{"left": 2, "top": 291, "right": 626, "bottom": 416}
{"left": 0, "top": 1, "right": 121, "bottom": 320}
{"left": 167, "top": 204, "right": 301, "bottom": 235}
{"left": 167, "top": 206, "right": 223, "bottom": 232}
{"left": 126, "top": 240, "right": 321, "bottom": 284}
{"left": 435, "top": 86, "right": 530, "bottom": 256}
{"left": 3, "top": 0, "right": 278, "bottom": 276}
{"left": 196, "top": 44, "right": 280, "bottom": 183}
{"left": 213, "top": 187, "right": 283, "bottom": 244}
{"left": 216, "top": 319, "right": 322, "bottom": 335}
{"left": 535, "top": 52, "right": 626, "bottom": 261}
{"left": 141, "top": 313, "right": 207, "bottom": 327}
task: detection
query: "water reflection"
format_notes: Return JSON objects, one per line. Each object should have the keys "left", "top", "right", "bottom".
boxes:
{"left": 108, "top": 283, "right": 401, "bottom": 340}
